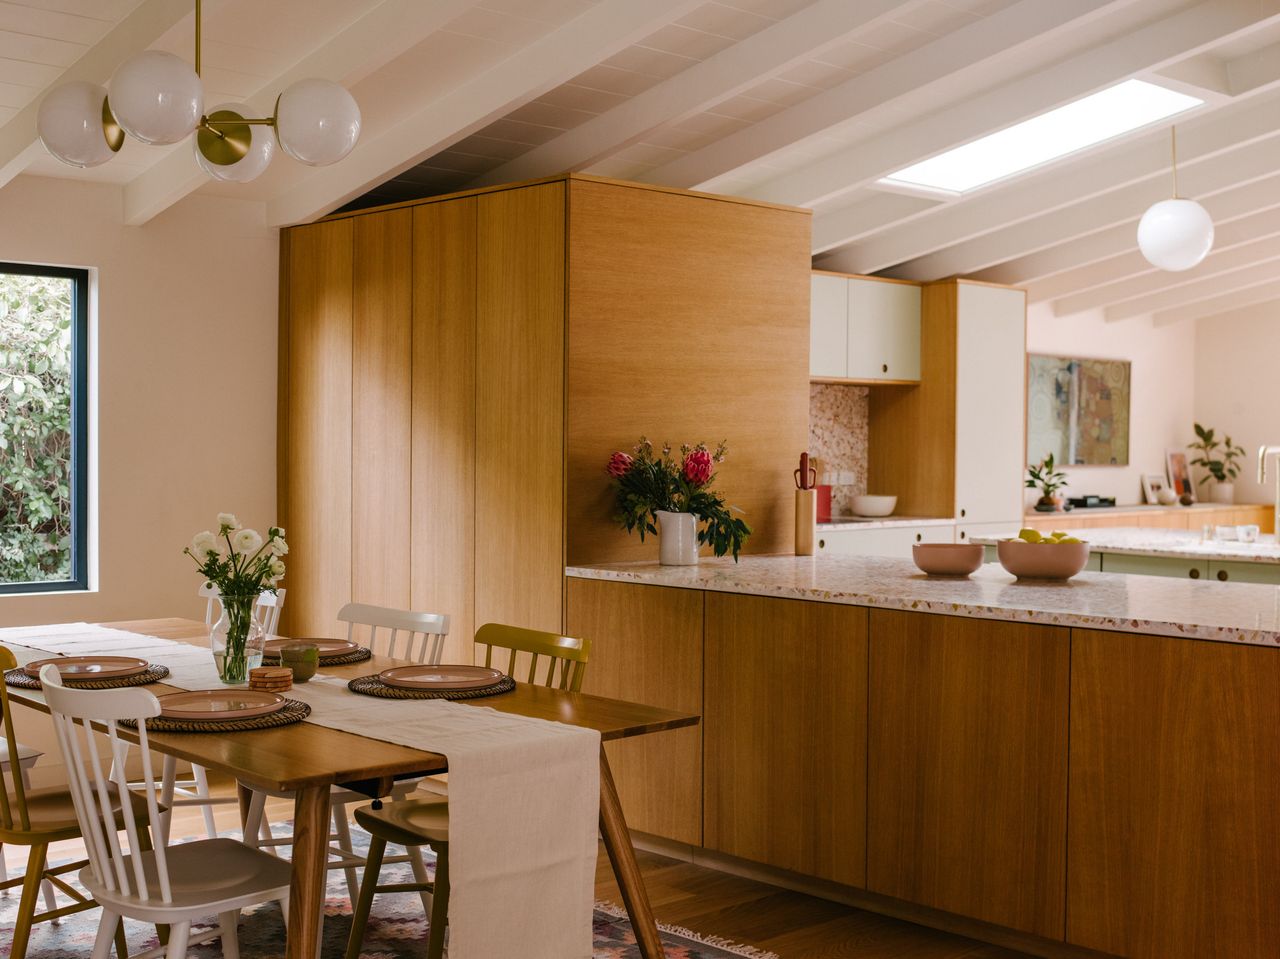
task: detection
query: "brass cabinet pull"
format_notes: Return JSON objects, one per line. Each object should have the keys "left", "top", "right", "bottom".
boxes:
{"left": 882, "top": 363, "right": 888, "bottom": 373}
{"left": 818, "top": 539, "right": 825, "bottom": 549}
{"left": 1189, "top": 568, "right": 1201, "bottom": 579}
{"left": 1217, "top": 569, "right": 1229, "bottom": 582}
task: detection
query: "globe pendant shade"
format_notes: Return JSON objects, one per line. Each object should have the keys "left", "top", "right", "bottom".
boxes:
{"left": 36, "top": 82, "right": 121, "bottom": 167}
{"left": 109, "top": 50, "right": 202, "bottom": 145}
{"left": 275, "top": 79, "right": 361, "bottom": 166}
{"left": 1137, "top": 198, "right": 1214, "bottom": 272}
{"left": 194, "top": 103, "right": 275, "bottom": 182}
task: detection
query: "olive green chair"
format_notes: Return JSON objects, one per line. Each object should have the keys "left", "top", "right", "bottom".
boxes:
{"left": 343, "top": 623, "right": 592, "bottom": 959}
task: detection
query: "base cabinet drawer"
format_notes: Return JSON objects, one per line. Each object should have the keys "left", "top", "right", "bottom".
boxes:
{"left": 1100, "top": 553, "right": 1208, "bottom": 579}
{"left": 1208, "top": 560, "right": 1280, "bottom": 585}
{"left": 817, "top": 524, "right": 953, "bottom": 558}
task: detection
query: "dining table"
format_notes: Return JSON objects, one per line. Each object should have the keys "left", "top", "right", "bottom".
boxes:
{"left": 3, "top": 618, "right": 700, "bottom": 959}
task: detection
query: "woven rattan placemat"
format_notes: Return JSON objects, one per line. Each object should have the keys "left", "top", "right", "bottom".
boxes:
{"left": 347, "top": 674, "right": 516, "bottom": 701}
{"left": 116, "top": 698, "right": 311, "bottom": 734}
{"left": 4, "top": 664, "right": 171, "bottom": 690}
{"left": 262, "top": 646, "right": 372, "bottom": 668}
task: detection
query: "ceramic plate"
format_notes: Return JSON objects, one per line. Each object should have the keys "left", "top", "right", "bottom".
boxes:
{"left": 157, "top": 689, "right": 286, "bottom": 720}
{"left": 23, "top": 656, "right": 150, "bottom": 680}
{"left": 263, "top": 637, "right": 359, "bottom": 657}
{"left": 378, "top": 665, "right": 505, "bottom": 691}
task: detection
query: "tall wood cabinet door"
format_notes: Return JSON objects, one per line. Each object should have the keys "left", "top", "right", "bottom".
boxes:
{"left": 1069, "top": 630, "right": 1280, "bottom": 958}
{"left": 352, "top": 210, "right": 412, "bottom": 613}
{"left": 847, "top": 277, "right": 920, "bottom": 382}
{"left": 954, "top": 282, "right": 1025, "bottom": 525}
{"left": 566, "top": 578, "right": 703, "bottom": 845}
{"left": 810, "top": 273, "right": 847, "bottom": 378}
{"left": 475, "top": 183, "right": 565, "bottom": 633}
{"left": 282, "top": 219, "right": 353, "bottom": 636}
{"left": 412, "top": 199, "right": 477, "bottom": 663}
{"left": 867, "top": 609, "right": 1068, "bottom": 938}
{"left": 704, "top": 592, "right": 867, "bottom": 887}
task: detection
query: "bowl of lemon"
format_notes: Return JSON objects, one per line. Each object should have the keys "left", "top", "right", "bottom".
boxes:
{"left": 997, "top": 528, "right": 1090, "bottom": 581}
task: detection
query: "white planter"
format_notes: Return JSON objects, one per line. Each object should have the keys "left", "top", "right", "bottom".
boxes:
{"left": 656, "top": 510, "right": 699, "bottom": 565}
{"left": 1210, "top": 481, "right": 1235, "bottom": 505}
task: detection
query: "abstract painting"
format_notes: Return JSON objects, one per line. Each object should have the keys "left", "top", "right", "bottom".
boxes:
{"left": 1027, "top": 354, "right": 1130, "bottom": 466}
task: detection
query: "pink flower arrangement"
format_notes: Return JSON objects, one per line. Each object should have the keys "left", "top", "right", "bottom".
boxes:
{"left": 606, "top": 451, "right": 633, "bottom": 477}
{"left": 683, "top": 448, "right": 713, "bottom": 486}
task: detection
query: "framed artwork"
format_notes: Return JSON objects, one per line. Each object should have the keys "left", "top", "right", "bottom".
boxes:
{"left": 1166, "top": 450, "right": 1195, "bottom": 502}
{"left": 1027, "top": 354, "right": 1131, "bottom": 466}
{"left": 1141, "top": 473, "right": 1166, "bottom": 505}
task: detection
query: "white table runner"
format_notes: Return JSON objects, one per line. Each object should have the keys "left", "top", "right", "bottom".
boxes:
{"left": 0, "top": 623, "right": 600, "bottom": 959}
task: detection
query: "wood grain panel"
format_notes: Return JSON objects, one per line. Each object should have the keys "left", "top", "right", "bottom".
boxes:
{"left": 704, "top": 592, "right": 867, "bottom": 887}
{"left": 475, "top": 183, "right": 565, "bottom": 633}
{"left": 565, "top": 179, "right": 811, "bottom": 565}
{"left": 867, "top": 609, "right": 1068, "bottom": 938}
{"left": 868, "top": 281, "right": 956, "bottom": 518}
{"left": 282, "top": 219, "right": 353, "bottom": 636}
{"left": 411, "top": 199, "right": 477, "bottom": 663}
{"left": 566, "top": 578, "right": 703, "bottom": 845}
{"left": 353, "top": 210, "right": 412, "bottom": 611}
{"left": 1068, "top": 629, "right": 1280, "bottom": 958}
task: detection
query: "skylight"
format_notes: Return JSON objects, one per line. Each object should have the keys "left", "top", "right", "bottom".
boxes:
{"left": 880, "top": 79, "right": 1203, "bottom": 195}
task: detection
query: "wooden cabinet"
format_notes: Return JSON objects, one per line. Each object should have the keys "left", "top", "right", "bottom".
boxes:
{"left": 809, "top": 273, "right": 847, "bottom": 379}
{"left": 1026, "top": 503, "right": 1272, "bottom": 533}
{"left": 565, "top": 578, "right": 702, "bottom": 845}
{"left": 816, "top": 523, "right": 952, "bottom": 557}
{"left": 867, "top": 609, "right": 1069, "bottom": 938}
{"left": 704, "top": 593, "right": 867, "bottom": 887}
{"left": 1069, "top": 629, "right": 1280, "bottom": 957}
{"left": 809, "top": 272, "right": 921, "bottom": 383}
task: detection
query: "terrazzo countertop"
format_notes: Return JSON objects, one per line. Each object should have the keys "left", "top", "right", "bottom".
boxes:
{"left": 971, "top": 527, "right": 1280, "bottom": 564}
{"left": 566, "top": 554, "right": 1280, "bottom": 648}
{"left": 816, "top": 516, "right": 954, "bottom": 531}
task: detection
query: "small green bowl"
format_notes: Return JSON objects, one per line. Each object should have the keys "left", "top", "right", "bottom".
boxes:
{"left": 278, "top": 643, "right": 319, "bottom": 682}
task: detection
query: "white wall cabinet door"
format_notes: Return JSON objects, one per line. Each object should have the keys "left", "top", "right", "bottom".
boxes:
{"left": 817, "top": 524, "right": 954, "bottom": 558}
{"left": 810, "top": 273, "right": 848, "bottom": 378}
{"left": 847, "top": 278, "right": 921, "bottom": 382}
{"left": 954, "top": 283, "right": 1026, "bottom": 526}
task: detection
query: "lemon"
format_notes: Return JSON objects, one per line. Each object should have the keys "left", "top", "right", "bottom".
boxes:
{"left": 1018, "top": 528, "right": 1043, "bottom": 543}
{"left": 1060, "top": 536, "right": 1082, "bottom": 544}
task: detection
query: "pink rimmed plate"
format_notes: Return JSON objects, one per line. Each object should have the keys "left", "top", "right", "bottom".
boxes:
{"left": 23, "top": 656, "right": 150, "bottom": 680}
{"left": 378, "top": 665, "right": 504, "bottom": 691}
{"left": 263, "top": 637, "right": 359, "bottom": 657}
{"left": 157, "top": 689, "right": 286, "bottom": 721}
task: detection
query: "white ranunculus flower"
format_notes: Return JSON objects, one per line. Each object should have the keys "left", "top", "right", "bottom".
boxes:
{"left": 268, "top": 557, "right": 286, "bottom": 582}
{"left": 189, "top": 531, "right": 218, "bottom": 560}
{"left": 232, "top": 528, "right": 263, "bottom": 554}
{"left": 217, "top": 512, "right": 240, "bottom": 532}
{"left": 268, "top": 537, "right": 289, "bottom": 556}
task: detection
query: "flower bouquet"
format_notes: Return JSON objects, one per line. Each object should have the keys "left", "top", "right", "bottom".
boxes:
{"left": 185, "top": 513, "right": 287, "bottom": 684}
{"left": 607, "top": 438, "right": 751, "bottom": 564}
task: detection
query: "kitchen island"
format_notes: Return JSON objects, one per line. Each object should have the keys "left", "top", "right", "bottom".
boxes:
{"left": 565, "top": 555, "right": 1280, "bottom": 959}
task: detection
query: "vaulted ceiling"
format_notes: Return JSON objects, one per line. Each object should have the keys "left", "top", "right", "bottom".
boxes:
{"left": 5, "top": 0, "right": 1280, "bottom": 325}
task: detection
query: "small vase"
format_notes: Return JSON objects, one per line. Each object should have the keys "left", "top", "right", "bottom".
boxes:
{"left": 655, "top": 510, "right": 699, "bottom": 566}
{"left": 1211, "top": 481, "right": 1235, "bottom": 505}
{"left": 211, "top": 592, "right": 266, "bottom": 685}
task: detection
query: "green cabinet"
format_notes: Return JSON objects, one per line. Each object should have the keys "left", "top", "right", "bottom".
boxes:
{"left": 1100, "top": 553, "right": 1208, "bottom": 580}
{"left": 1208, "top": 560, "right": 1280, "bottom": 585}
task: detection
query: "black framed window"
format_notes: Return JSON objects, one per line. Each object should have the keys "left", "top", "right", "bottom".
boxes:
{"left": 0, "top": 263, "right": 89, "bottom": 593}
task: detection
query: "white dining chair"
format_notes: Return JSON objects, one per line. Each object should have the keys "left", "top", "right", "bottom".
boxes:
{"left": 198, "top": 583, "right": 286, "bottom": 635}
{"left": 0, "top": 739, "right": 58, "bottom": 911}
{"left": 41, "top": 665, "right": 292, "bottom": 959}
{"left": 241, "top": 602, "right": 450, "bottom": 906}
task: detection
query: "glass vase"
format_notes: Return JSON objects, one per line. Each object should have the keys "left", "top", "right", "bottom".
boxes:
{"left": 211, "top": 592, "right": 266, "bottom": 685}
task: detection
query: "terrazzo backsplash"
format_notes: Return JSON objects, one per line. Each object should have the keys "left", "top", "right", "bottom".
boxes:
{"left": 809, "top": 383, "right": 868, "bottom": 516}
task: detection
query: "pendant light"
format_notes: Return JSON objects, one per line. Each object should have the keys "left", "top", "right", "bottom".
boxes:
{"left": 1137, "top": 127, "right": 1214, "bottom": 271}
{"left": 36, "top": 0, "right": 359, "bottom": 183}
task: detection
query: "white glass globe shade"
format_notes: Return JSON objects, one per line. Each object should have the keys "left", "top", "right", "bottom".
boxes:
{"left": 109, "top": 50, "right": 202, "bottom": 145}
{"left": 194, "top": 103, "right": 275, "bottom": 182}
{"left": 37, "top": 82, "right": 119, "bottom": 167}
{"left": 275, "top": 79, "right": 360, "bottom": 166}
{"left": 1137, "top": 198, "right": 1214, "bottom": 272}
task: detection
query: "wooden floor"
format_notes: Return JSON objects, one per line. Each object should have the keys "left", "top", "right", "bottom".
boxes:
{"left": 4, "top": 771, "right": 1032, "bottom": 959}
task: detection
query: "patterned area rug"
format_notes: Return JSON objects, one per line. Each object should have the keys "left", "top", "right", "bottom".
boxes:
{"left": 1, "top": 831, "right": 778, "bottom": 958}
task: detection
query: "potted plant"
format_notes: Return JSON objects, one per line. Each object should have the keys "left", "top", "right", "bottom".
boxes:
{"left": 1188, "top": 423, "right": 1246, "bottom": 504}
{"left": 606, "top": 437, "right": 750, "bottom": 565}
{"left": 1027, "top": 454, "right": 1068, "bottom": 512}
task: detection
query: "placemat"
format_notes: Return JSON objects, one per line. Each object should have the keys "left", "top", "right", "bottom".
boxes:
{"left": 117, "top": 698, "right": 311, "bottom": 734}
{"left": 262, "top": 646, "right": 372, "bottom": 667}
{"left": 4, "top": 664, "right": 171, "bottom": 690}
{"left": 347, "top": 674, "right": 516, "bottom": 701}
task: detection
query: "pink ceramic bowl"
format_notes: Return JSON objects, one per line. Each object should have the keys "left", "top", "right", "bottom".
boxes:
{"left": 912, "top": 543, "right": 984, "bottom": 577}
{"left": 996, "top": 539, "right": 1091, "bottom": 581}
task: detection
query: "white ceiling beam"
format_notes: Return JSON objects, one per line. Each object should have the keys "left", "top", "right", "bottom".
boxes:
{"left": 470, "top": 0, "right": 925, "bottom": 187}
{"left": 1151, "top": 278, "right": 1280, "bottom": 326}
{"left": 122, "top": 0, "right": 479, "bottom": 226}
{"left": 820, "top": 85, "right": 1280, "bottom": 272}
{"left": 1106, "top": 254, "right": 1280, "bottom": 320}
{"left": 0, "top": 0, "right": 190, "bottom": 191}
{"left": 265, "top": 0, "right": 701, "bottom": 227}
{"left": 810, "top": 192, "right": 943, "bottom": 254}
{"left": 1153, "top": 55, "right": 1232, "bottom": 99}
{"left": 633, "top": 0, "right": 1130, "bottom": 192}
{"left": 743, "top": 0, "right": 1280, "bottom": 209}
{"left": 1226, "top": 37, "right": 1280, "bottom": 94}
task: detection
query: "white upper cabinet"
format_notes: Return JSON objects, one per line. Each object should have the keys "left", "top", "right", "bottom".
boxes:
{"left": 953, "top": 282, "right": 1026, "bottom": 526}
{"left": 810, "top": 273, "right": 848, "bottom": 378}
{"left": 847, "top": 278, "right": 921, "bottom": 382}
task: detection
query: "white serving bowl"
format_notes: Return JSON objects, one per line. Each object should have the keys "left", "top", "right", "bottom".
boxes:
{"left": 851, "top": 494, "right": 897, "bottom": 517}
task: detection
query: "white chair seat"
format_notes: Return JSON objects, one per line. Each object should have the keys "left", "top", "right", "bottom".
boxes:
{"left": 79, "top": 839, "right": 291, "bottom": 923}
{"left": 0, "top": 740, "right": 41, "bottom": 765}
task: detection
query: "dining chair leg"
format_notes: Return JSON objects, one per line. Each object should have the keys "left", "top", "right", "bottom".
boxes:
{"left": 219, "top": 910, "right": 241, "bottom": 959}
{"left": 165, "top": 920, "right": 191, "bottom": 959}
{"left": 0, "top": 841, "right": 7, "bottom": 885}
{"left": 15, "top": 765, "right": 58, "bottom": 914}
{"left": 195, "top": 765, "right": 219, "bottom": 839}
{"left": 10, "top": 842, "right": 47, "bottom": 959}
{"left": 90, "top": 909, "right": 120, "bottom": 959}
{"left": 243, "top": 789, "right": 267, "bottom": 850}
{"left": 331, "top": 802, "right": 360, "bottom": 902}
{"left": 344, "top": 835, "right": 386, "bottom": 959}
{"left": 159, "top": 754, "right": 177, "bottom": 847}
{"left": 112, "top": 915, "right": 129, "bottom": 959}
{"left": 426, "top": 844, "right": 449, "bottom": 959}
{"left": 407, "top": 844, "right": 435, "bottom": 916}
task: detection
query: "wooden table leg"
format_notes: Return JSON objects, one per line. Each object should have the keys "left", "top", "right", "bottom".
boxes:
{"left": 597, "top": 745, "right": 665, "bottom": 959}
{"left": 236, "top": 781, "right": 254, "bottom": 832}
{"left": 286, "top": 784, "right": 331, "bottom": 959}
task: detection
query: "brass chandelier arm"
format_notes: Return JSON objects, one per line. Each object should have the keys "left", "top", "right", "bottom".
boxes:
{"left": 204, "top": 117, "right": 276, "bottom": 126}
{"left": 195, "top": 0, "right": 201, "bottom": 77}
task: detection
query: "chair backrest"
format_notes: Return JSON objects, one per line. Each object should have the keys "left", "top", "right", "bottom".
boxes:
{"left": 0, "top": 646, "right": 31, "bottom": 832}
{"left": 475, "top": 623, "right": 591, "bottom": 692}
{"left": 42, "top": 666, "right": 172, "bottom": 904}
{"left": 338, "top": 603, "right": 450, "bottom": 664}
{"left": 198, "top": 584, "right": 286, "bottom": 634}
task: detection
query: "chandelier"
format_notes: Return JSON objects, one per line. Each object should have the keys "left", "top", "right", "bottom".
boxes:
{"left": 36, "top": 0, "right": 361, "bottom": 182}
